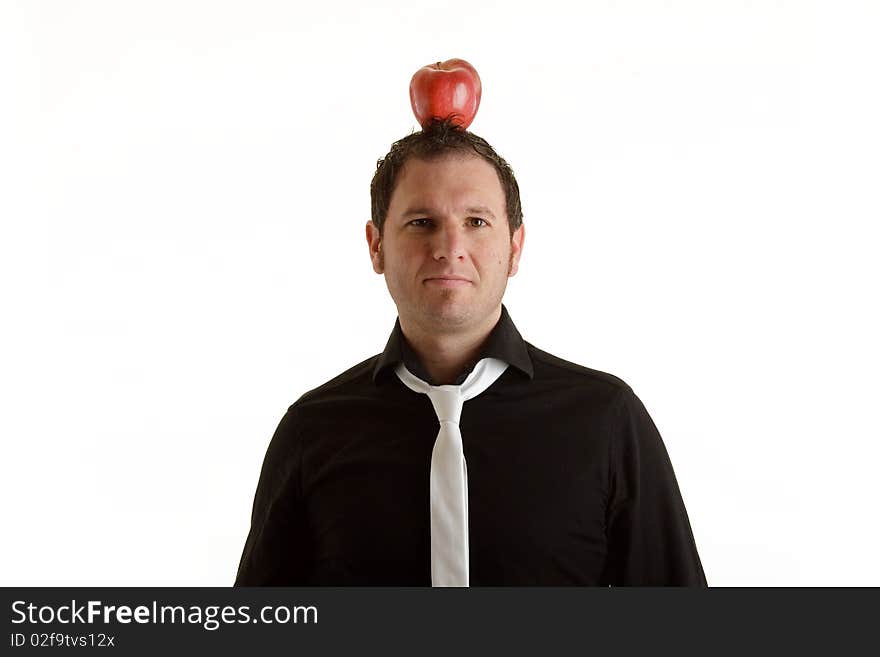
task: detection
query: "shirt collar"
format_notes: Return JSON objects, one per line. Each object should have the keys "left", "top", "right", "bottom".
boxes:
{"left": 372, "top": 303, "right": 534, "bottom": 386}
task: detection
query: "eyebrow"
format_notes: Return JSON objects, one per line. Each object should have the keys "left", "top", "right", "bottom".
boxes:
{"left": 401, "top": 206, "right": 497, "bottom": 219}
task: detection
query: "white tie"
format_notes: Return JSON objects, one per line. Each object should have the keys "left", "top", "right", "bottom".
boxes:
{"left": 395, "top": 357, "right": 509, "bottom": 587}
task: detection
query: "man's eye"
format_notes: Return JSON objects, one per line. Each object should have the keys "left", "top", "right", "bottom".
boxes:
{"left": 408, "top": 218, "right": 488, "bottom": 227}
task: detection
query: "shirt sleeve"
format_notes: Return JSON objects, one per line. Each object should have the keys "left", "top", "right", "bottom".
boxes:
{"left": 600, "top": 386, "right": 708, "bottom": 586}
{"left": 234, "top": 406, "right": 312, "bottom": 585}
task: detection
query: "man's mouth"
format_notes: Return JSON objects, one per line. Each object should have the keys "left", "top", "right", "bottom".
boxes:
{"left": 425, "top": 277, "right": 472, "bottom": 287}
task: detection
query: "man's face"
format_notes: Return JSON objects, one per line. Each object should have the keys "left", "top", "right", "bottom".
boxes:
{"left": 366, "top": 153, "right": 525, "bottom": 334}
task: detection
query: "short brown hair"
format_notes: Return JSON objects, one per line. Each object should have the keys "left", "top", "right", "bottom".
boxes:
{"left": 370, "top": 118, "right": 523, "bottom": 238}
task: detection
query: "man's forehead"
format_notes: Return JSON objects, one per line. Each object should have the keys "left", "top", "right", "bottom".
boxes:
{"left": 398, "top": 151, "right": 489, "bottom": 176}
{"left": 392, "top": 154, "right": 504, "bottom": 214}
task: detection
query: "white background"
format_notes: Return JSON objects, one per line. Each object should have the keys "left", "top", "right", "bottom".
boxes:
{"left": 2, "top": 0, "right": 878, "bottom": 586}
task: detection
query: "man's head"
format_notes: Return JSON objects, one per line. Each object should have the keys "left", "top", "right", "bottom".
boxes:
{"left": 366, "top": 119, "right": 525, "bottom": 335}
{"left": 369, "top": 118, "right": 524, "bottom": 239}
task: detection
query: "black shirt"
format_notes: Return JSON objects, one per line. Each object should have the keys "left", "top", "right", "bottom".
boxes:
{"left": 235, "top": 304, "right": 707, "bottom": 586}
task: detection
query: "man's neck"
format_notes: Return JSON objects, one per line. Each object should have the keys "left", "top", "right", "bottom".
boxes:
{"left": 400, "top": 305, "right": 502, "bottom": 385}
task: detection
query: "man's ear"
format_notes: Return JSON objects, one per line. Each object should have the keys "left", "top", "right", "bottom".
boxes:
{"left": 508, "top": 223, "right": 525, "bottom": 277}
{"left": 366, "top": 220, "right": 384, "bottom": 274}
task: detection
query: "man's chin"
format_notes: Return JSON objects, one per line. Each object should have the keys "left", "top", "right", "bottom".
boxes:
{"left": 417, "top": 300, "right": 474, "bottom": 327}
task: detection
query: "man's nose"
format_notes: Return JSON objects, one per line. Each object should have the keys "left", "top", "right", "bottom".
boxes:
{"left": 432, "top": 222, "right": 466, "bottom": 260}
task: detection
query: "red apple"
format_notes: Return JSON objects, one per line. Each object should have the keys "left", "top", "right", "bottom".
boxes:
{"left": 409, "top": 58, "right": 482, "bottom": 130}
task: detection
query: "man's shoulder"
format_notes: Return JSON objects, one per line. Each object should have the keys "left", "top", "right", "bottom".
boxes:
{"left": 525, "top": 340, "right": 632, "bottom": 397}
{"left": 285, "top": 353, "right": 382, "bottom": 413}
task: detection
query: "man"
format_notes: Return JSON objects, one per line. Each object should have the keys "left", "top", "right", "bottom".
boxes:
{"left": 235, "top": 119, "right": 707, "bottom": 586}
